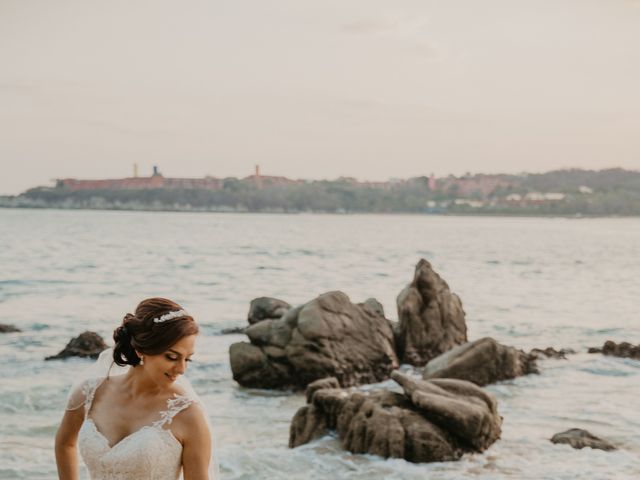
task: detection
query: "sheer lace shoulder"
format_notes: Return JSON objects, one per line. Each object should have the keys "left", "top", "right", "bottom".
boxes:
{"left": 65, "top": 377, "right": 103, "bottom": 412}
{"left": 153, "top": 394, "right": 195, "bottom": 429}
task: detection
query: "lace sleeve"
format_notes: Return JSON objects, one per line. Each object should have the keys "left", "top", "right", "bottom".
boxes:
{"left": 65, "top": 377, "right": 100, "bottom": 413}
{"left": 153, "top": 394, "right": 194, "bottom": 429}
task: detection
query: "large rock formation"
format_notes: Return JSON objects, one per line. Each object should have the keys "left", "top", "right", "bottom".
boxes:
{"left": 421, "top": 337, "right": 538, "bottom": 386}
{"left": 45, "top": 331, "right": 107, "bottom": 360}
{"left": 230, "top": 291, "right": 399, "bottom": 389}
{"left": 551, "top": 429, "right": 616, "bottom": 451}
{"left": 247, "top": 297, "right": 291, "bottom": 325}
{"left": 588, "top": 340, "right": 640, "bottom": 360}
{"left": 289, "top": 371, "right": 502, "bottom": 463}
{"left": 396, "top": 259, "right": 467, "bottom": 366}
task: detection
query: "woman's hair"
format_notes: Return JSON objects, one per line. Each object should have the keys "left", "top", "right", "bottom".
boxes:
{"left": 113, "top": 297, "right": 199, "bottom": 367}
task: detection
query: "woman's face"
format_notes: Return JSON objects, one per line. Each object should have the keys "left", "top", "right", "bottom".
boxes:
{"left": 143, "top": 334, "right": 197, "bottom": 385}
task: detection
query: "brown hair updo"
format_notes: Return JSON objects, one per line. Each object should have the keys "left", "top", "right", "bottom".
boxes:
{"left": 113, "top": 297, "right": 199, "bottom": 367}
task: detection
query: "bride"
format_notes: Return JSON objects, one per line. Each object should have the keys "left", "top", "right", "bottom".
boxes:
{"left": 55, "top": 298, "right": 215, "bottom": 479}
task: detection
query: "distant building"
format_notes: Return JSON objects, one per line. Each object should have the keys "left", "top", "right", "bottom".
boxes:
{"left": 56, "top": 167, "right": 222, "bottom": 191}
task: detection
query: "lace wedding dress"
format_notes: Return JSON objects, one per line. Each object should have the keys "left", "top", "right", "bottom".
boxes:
{"left": 77, "top": 378, "right": 194, "bottom": 480}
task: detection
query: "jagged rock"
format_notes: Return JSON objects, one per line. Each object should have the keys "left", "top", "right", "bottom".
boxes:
{"left": 230, "top": 291, "right": 398, "bottom": 389}
{"left": 588, "top": 340, "right": 640, "bottom": 360}
{"left": 0, "top": 324, "right": 21, "bottom": 333}
{"left": 396, "top": 259, "right": 467, "bottom": 366}
{"left": 529, "top": 347, "right": 575, "bottom": 360}
{"left": 248, "top": 297, "right": 291, "bottom": 325}
{"left": 550, "top": 429, "right": 616, "bottom": 451}
{"left": 421, "top": 337, "right": 538, "bottom": 386}
{"left": 45, "top": 331, "right": 107, "bottom": 360}
{"left": 220, "top": 326, "right": 246, "bottom": 335}
{"left": 289, "top": 370, "right": 502, "bottom": 463}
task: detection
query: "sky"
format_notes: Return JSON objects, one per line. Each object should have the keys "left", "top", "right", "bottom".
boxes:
{"left": 1, "top": 0, "right": 639, "bottom": 195}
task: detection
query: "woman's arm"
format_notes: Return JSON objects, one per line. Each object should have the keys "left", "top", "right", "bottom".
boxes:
{"left": 178, "top": 404, "right": 213, "bottom": 480}
{"left": 55, "top": 406, "right": 84, "bottom": 480}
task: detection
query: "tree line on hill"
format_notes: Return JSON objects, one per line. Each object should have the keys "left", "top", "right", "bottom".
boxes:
{"left": 2, "top": 168, "right": 640, "bottom": 216}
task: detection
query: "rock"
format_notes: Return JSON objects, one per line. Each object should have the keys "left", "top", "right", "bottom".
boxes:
{"left": 229, "top": 342, "right": 292, "bottom": 389}
{"left": 45, "top": 331, "right": 107, "bottom": 360}
{"left": 360, "top": 298, "right": 385, "bottom": 317}
{"left": 248, "top": 297, "right": 291, "bottom": 325}
{"left": 230, "top": 291, "right": 399, "bottom": 389}
{"left": 396, "top": 259, "right": 467, "bottom": 366}
{"left": 219, "top": 326, "right": 246, "bottom": 334}
{"left": 529, "top": 347, "right": 575, "bottom": 360}
{"left": 289, "top": 370, "right": 502, "bottom": 463}
{"left": 305, "top": 377, "right": 341, "bottom": 403}
{"left": 421, "top": 337, "right": 538, "bottom": 386}
{"left": 588, "top": 340, "right": 640, "bottom": 360}
{"left": 550, "top": 429, "right": 616, "bottom": 451}
{"left": 0, "top": 324, "right": 21, "bottom": 333}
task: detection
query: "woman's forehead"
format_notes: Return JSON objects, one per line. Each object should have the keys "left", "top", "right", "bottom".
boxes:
{"left": 168, "top": 334, "right": 197, "bottom": 354}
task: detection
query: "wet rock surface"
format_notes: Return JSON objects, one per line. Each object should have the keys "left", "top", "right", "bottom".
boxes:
{"left": 45, "top": 331, "right": 107, "bottom": 360}
{"left": 588, "top": 340, "right": 640, "bottom": 360}
{"left": 421, "top": 337, "right": 538, "bottom": 386}
{"left": 289, "top": 371, "right": 502, "bottom": 463}
{"left": 0, "top": 324, "right": 21, "bottom": 333}
{"left": 230, "top": 291, "right": 399, "bottom": 389}
{"left": 550, "top": 428, "right": 616, "bottom": 451}
{"left": 396, "top": 259, "right": 467, "bottom": 366}
{"left": 248, "top": 297, "right": 291, "bottom": 325}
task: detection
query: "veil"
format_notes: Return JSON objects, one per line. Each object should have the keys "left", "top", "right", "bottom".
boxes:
{"left": 66, "top": 348, "right": 220, "bottom": 479}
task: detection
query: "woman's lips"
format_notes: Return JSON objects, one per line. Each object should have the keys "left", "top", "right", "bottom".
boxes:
{"left": 165, "top": 373, "right": 178, "bottom": 381}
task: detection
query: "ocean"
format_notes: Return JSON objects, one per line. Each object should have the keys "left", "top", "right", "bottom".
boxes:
{"left": 1, "top": 208, "right": 639, "bottom": 479}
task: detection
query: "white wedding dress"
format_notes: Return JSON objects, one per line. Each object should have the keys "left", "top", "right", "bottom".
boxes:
{"left": 77, "top": 378, "right": 195, "bottom": 480}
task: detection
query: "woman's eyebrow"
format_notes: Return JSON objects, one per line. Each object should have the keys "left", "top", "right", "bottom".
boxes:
{"left": 167, "top": 349, "right": 194, "bottom": 356}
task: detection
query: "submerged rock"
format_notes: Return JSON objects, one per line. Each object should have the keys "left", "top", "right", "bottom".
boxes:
{"left": 421, "top": 337, "right": 538, "bottom": 386}
{"left": 0, "top": 324, "right": 21, "bottom": 333}
{"left": 219, "top": 326, "right": 246, "bottom": 335}
{"left": 230, "top": 291, "right": 399, "bottom": 389}
{"left": 248, "top": 297, "right": 291, "bottom": 325}
{"left": 45, "top": 331, "right": 107, "bottom": 360}
{"left": 550, "top": 429, "right": 616, "bottom": 451}
{"left": 396, "top": 259, "right": 467, "bottom": 366}
{"left": 529, "top": 347, "right": 575, "bottom": 360}
{"left": 289, "top": 371, "right": 502, "bottom": 463}
{"left": 588, "top": 340, "right": 640, "bottom": 360}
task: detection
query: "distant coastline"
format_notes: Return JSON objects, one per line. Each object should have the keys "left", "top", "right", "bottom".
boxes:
{"left": 2, "top": 167, "right": 640, "bottom": 216}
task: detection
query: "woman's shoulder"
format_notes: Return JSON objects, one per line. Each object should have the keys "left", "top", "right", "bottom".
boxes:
{"left": 65, "top": 376, "right": 108, "bottom": 411}
{"left": 167, "top": 391, "right": 209, "bottom": 441}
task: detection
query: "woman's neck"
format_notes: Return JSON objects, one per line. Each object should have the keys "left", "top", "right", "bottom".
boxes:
{"left": 119, "top": 366, "right": 168, "bottom": 399}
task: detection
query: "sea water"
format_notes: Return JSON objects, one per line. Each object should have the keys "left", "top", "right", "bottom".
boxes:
{"left": 0, "top": 208, "right": 639, "bottom": 479}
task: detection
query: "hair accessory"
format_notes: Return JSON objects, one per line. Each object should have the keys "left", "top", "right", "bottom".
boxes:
{"left": 152, "top": 309, "right": 189, "bottom": 324}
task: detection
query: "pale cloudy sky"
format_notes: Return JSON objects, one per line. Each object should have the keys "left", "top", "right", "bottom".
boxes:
{"left": 1, "top": 0, "right": 639, "bottom": 194}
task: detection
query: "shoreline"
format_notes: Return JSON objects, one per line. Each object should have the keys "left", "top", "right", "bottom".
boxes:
{"left": 1, "top": 204, "right": 639, "bottom": 219}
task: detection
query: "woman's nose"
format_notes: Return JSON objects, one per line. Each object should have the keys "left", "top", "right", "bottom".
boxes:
{"left": 175, "top": 359, "right": 186, "bottom": 374}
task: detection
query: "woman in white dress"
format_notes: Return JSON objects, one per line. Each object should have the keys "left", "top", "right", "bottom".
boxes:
{"left": 55, "top": 298, "right": 214, "bottom": 480}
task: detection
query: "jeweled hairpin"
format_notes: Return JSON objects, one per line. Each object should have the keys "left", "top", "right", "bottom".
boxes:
{"left": 152, "top": 310, "right": 189, "bottom": 324}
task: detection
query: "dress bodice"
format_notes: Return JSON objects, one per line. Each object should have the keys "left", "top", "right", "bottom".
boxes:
{"left": 78, "top": 378, "right": 194, "bottom": 480}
